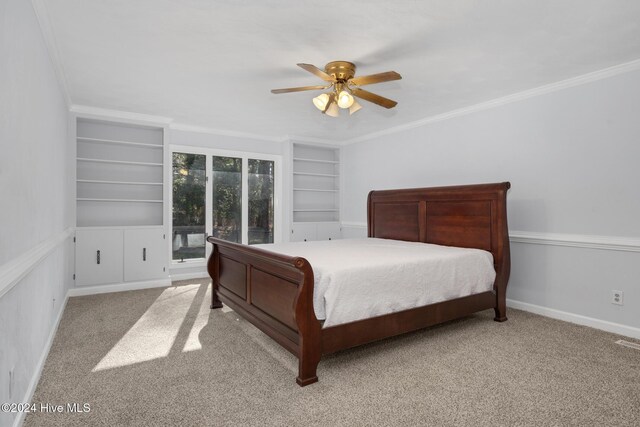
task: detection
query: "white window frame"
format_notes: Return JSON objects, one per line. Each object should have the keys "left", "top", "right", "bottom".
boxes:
{"left": 169, "top": 144, "right": 283, "bottom": 265}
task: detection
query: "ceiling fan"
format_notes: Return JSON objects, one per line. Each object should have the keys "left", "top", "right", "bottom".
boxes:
{"left": 271, "top": 61, "right": 401, "bottom": 117}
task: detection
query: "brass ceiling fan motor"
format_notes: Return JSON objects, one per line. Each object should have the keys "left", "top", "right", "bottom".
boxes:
{"left": 271, "top": 61, "right": 402, "bottom": 116}
{"left": 324, "top": 61, "right": 357, "bottom": 81}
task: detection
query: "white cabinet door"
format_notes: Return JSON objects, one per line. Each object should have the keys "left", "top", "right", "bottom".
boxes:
{"left": 124, "top": 228, "right": 167, "bottom": 282}
{"left": 316, "top": 223, "right": 342, "bottom": 240}
{"left": 291, "top": 223, "right": 317, "bottom": 242}
{"left": 75, "top": 229, "right": 124, "bottom": 286}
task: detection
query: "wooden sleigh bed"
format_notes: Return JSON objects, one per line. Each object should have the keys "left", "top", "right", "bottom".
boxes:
{"left": 207, "top": 182, "right": 511, "bottom": 386}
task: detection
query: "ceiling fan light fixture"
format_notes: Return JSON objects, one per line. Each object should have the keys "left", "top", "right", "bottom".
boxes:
{"left": 325, "top": 101, "right": 339, "bottom": 118}
{"left": 349, "top": 100, "right": 362, "bottom": 115}
{"left": 271, "top": 60, "right": 402, "bottom": 116}
{"left": 312, "top": 93, "right": 330, "bottom": 111}
{"left": 337, "top": 90, "right": 354, "bottom": 109}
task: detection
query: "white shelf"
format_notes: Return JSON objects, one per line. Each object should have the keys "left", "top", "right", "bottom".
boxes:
{"left": 293, "top": 172, "right": 338, "bottom": 177}
{"left": 77, "top": 136, "right": 163, "bottom": 149}
{"left": 77, "top": 179, "right": 163, "bottom": 186}
{"left": 76, "top": 117, "right": 165, "bottom": 228}
{"left": 77, "top": 198, "right": 163, "bottom": 203}
{"left": 293, "top": 157, "right": 339, "bottom": 164}
{"left": 292, "top": 143, "right": 340, "bottom": 227}
{"left": 77, "top": 157, "right": 163, "bottom": 167}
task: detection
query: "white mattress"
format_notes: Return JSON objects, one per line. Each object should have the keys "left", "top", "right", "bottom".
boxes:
{"left": 255, "top": 238, "right": 496, "bottom": 328}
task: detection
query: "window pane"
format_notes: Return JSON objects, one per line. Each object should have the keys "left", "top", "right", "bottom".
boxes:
{"left": 248, "top": 159, "right": 274, "bottom": 244}
{"left": 211, "top": 156, "right": 242, "bottom": 243}
{"left": 172, "top": 153, "right": 206, "bottom": 261}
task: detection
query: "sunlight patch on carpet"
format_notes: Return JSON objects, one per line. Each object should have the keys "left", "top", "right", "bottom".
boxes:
{"left": 182, "top": 286, "right": 214, "bottom": 352}
{"left": 93, "top": 285, "right": 199, "bottom": 371}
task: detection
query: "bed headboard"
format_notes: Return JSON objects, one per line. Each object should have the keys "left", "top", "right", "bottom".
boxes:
{"left": 367, "top": 182, "right": 511, "bottom": 283}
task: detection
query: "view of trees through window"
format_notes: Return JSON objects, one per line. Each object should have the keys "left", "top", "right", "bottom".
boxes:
{"left": 172, "top": 153, "right": 206, "bottom": 261}
{"left": 248, "top": 159, "right": 274, "bottom": 244}
{"left": 210, "top": 156, "right": 242, "bottom": 243}
{"left": 172, "top": 153, "right": 276, "bottom": 261}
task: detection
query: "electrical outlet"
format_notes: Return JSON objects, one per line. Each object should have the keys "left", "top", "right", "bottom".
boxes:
{"left": 612, "top": 290, "right": 624, "bottom": 306}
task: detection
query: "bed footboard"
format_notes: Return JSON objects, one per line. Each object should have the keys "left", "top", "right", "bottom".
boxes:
{"left": 206, "top": 237, "right": 321, "bottom": 386}
{"left": 207, "top": 182, "right": 511, "bottom": 387}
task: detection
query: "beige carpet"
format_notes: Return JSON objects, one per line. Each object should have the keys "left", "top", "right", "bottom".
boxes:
{"left": 24, "top": 279, "right": 640, "bottom": 427}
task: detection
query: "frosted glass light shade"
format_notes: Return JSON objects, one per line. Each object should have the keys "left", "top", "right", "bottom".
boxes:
{"left": 313, "top": 93, "right": 330, "bottom": 111}
{"left": 349, "top": 100, "right": 362, "bottom": 115}
{"left": 325, "top": 102, "right": 339, "bottom": 117}
{"left": 337, "top": 90, "right": 354, "bottom": 108}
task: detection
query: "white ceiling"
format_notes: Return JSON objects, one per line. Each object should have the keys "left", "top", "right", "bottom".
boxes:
{"left": 42, "top": 0, "right": 640, "bottom": 142}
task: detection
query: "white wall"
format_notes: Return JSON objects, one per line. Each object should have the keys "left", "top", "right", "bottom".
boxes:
{"left": 0, "top": 0, "right": 72, "bottom": 425}
{"left": 169, "top": 129, "right": 289, "bottom": 278}
{"left": 341, "top": 68, "right": 640, "bottom": 333}
{"left": 171, "top": 128, "right": 285, "bottom": 155}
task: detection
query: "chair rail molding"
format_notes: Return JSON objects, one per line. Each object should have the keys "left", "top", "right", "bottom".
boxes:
{"left": 341, "top": 221, "right": 367, "bottom": 229}
{"left": 0, "top": 227, "right": 74, "bottom": 299}
{"left": 341, "top": 222, "right": 640, "bottom": 253}
{"left": 510, "top": 230, "right": 640, "bottom": 253}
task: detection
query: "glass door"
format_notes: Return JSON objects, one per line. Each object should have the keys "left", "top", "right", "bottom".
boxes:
{"left": 172, "top": 153, "right": 206, "bottom": 262}
{"left": 171, "top": 149, "right": 280, "bottom": 264}
{"left": 248, "top": 159, "right": 275, "bottom": 244}
{"left": 210, "top": 156, "right": 242, "bottom": 243}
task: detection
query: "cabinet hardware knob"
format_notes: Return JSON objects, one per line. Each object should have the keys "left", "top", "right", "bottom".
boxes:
{"left": 143, "top": 248, "right": 147, "bottom": 261}
{"left": 96, "top": 250, "right": 101, "bottom": 265}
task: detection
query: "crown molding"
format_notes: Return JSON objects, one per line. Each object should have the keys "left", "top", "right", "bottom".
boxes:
{"left": 344, "top": 58, "right": 640, "bottom": 145}
{"left": 57, "top": 51, "right": 640, "bottom": 147}
{"left": 170, "top": 122, "right": 287, "bottom": 143}
{"left": 70, "top": 104, "right": 173, "bottom": 126}
{"left": 31, "top": 0, "right": 72, "bottom": 108}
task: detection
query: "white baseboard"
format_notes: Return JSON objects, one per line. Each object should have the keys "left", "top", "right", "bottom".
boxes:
{"left": 507, "top": 299, "right": 640, "bottom": 339}
{"left": 12, "top": 276, "right": 177, "bottom": 427}
{"left": 68, "top": 278, "right": 171, "bottom": 297}
{"left": 13, "top": 292, "right": 69, "bottom": 427}
{"left": 170, "top": 271, "right": 209, "bottom": 282}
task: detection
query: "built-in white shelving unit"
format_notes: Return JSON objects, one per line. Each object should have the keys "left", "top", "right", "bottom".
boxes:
{"left": 76, "top": 118, "right": 165, "bottom": 227}
{"left": 74, "top": 117, "right": 169, "bottom": 287}
{"left": 291, "top": 143, "right": 341, "bottom": 241}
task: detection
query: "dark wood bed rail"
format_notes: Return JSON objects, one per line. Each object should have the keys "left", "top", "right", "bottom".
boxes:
{"left": 207, "top": 182, "right": 511, "bottom": 386}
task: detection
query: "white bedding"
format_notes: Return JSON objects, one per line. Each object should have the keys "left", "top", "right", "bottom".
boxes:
{"left": 255, "top": 238, "right": 496, "bottom": 328}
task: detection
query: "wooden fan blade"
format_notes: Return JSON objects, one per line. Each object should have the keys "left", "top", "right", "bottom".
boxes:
{"left": 351, "top": 88, "right": 398, "bottom": 109}
{"left": 297, "top": 63, "right": 336, "bottom": 82}
{"left": 350, "top": 71, "right": 402, "bottom": 86}
{"left": 271, "top": 85, "right": 329, "bottom": 94}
